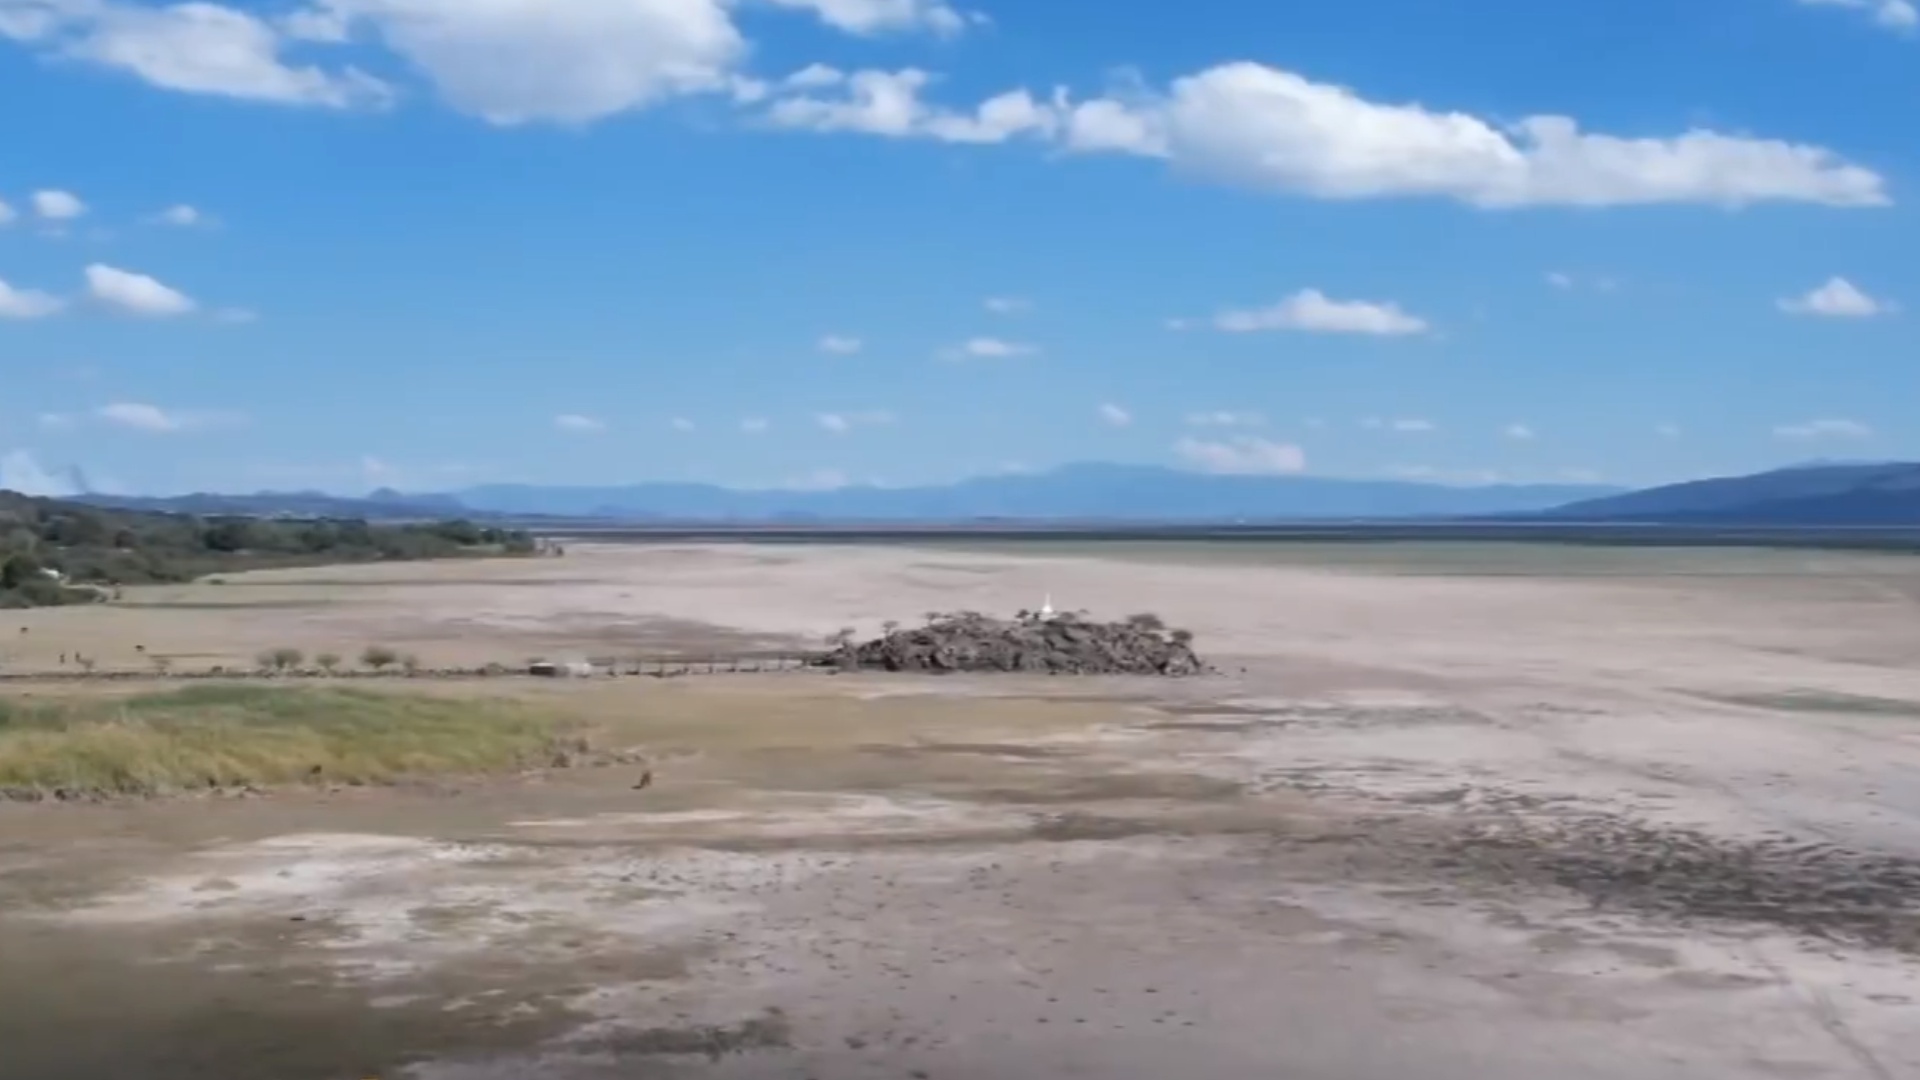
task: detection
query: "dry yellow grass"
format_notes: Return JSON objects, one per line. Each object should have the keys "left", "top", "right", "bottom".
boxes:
{"left": 0, "top": 684, "right": 580, "bottom": 798}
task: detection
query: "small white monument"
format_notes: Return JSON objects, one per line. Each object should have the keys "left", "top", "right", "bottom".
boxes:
{"left": 1038, "top": 593, "right": 1055, "bottom": 620}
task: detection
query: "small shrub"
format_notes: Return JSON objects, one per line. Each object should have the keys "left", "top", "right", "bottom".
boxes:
{"left": 316, "top": 652, "right": 341, "bottom": 674}
{"left": 1125, "top": 612, "right": 1167, "bottom": 632}
{"left": 260, "top": 647, "right": 304, "bottom": 671}
{"left": 400, "top": 653, "right": 421, "bottom": 675}
{"left": 361, "top": 645, "right": 399, "bottom": 671}
{"left": 1170, "top": 628, "right": 1194, "bottom": 645}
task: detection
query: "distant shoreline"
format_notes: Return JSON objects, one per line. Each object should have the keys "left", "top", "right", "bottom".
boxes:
{"left": 539, "top": 521, "right": 1920, "bottom": 552}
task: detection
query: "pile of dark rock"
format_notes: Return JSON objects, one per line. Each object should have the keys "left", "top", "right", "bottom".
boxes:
{"left": 809, "top": 610, "right": 1209, "bottom": 676}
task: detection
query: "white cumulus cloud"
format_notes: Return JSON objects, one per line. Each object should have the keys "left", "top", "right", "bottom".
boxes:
{"left": 1504, "top": 422, "right": 1536, "bottom": 441}
{"left": 1050, "top": 62, "right": 1886, "bottom": 208}
{"left": 760, "top": 0, "right": 974, "bottom": 36}
{"left": 85, "top": 263, "right": 196, "bottom": 316}
{"left": 769, "top": 60, "right": 1886, "bottom": 210}
{"left": 1778, "top": 276, "right": 1892, "bottom": 318}
{"left": 1174, "top": 436, "right": 1307, "bottom": 475}
{"left": 0, "top": 277, "right": 63, "bottom": 319}
{"left": 1214, "top": 289, "right": 1429, "bottom": 336}
{"left": 1098, "top": 402, "right": 1132, "bottom": 427}
{"left": 308, "top": 0, "right": 743, "bottom": 125}
{"left": 766, "top": 66, "right": 1057, "bottom": 144}
{"left": 0, "top": 0, "right": 390, "bottom": 107}
{"left": 31, "top": 188, "right": 85, "bottom": 219}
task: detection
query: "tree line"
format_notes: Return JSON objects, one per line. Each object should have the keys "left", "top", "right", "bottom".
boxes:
{"left": 1, "top": 490, "right": 536, "bottom": 608}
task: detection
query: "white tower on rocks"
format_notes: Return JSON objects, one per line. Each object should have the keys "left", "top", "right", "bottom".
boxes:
{"left": 1038, "top": 593, "right": 1055, "bottom": 620}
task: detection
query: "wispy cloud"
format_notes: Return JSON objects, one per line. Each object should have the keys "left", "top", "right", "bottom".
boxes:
{"left": 95, "top": 401, "right": 244, "bottom": 434}
{"left": 151, "top": 204, "right": 208, "bottom": 227}
{"left": 0, "top": 449, "right": 75, "bottom": 496}
{"left": 554, "top": 413, "right": 606, "bottom": 433}
{"left": 984, "top": 296, "right": 1032, "bottom": 314}
{"left": 1174, "top": 436, "right": 1307, "bottom": 475}
{"left": 1796, "top": 0, "right": 1918, "bottom": 33}
{"left": 1362, "top": 416, "right": 1437, "bottom": 433}
{"left": 817, "top": 333, "right": 863, "bottom": 354}
{"left": 1773, "top": 417, "right": 1873, "bottom": 441}
{"left": 816, "top": 409, "right": 895, "bottom": 433}
{"left": 782, "top": 467, "right": 852, "bottom": 491}
{"left": 1389, "top": 464, "right": 1504, "bottom": 486}
{"left": 1504, "top": 423, "right": 1536, "bottom": 441}
{"left": 1098, "top": 402, "right": 1132, "bottom": 427}
{"left": 740, "top": 416, "right": 769, "bottom": 433}
{"left": 943, "top": 336, "right": 1038, "bottom": 359}
{"left": 1185, "top": 410, "right": 1264, "bottom": 428}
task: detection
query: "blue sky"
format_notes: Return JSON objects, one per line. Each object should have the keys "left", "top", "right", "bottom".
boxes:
{"left": 1, "top": 0, "right": 1915, "bottom": 496}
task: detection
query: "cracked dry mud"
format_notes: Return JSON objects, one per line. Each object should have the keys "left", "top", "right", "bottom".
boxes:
{"left": 5, "top": 540, "right": 1920, "bottom": 1079}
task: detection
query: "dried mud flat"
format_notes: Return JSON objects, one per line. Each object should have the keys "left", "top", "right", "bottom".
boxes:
{"left": 6, "top": 541, "right": 1920, "bottom": 1079}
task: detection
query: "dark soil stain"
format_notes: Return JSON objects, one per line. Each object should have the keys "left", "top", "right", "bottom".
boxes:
{"left": 966, "top": 772, "right": 1247, "bottom": 805}
{"left": 583, "top": 1007, "right": 792, "bottom": 1061}
{"left": 859, "top": 742, "right": 1065, "bottom": 761}
{"left": 1434, "top": 815, "right": 1920, "bottom": 953}
{"left": 0, "top": 924, "right": 588, "bottom": 1080}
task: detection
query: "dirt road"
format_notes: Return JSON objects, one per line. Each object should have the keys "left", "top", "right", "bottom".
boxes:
{"left": 3, "top": 540, "right": 1919, "bottom": 1079}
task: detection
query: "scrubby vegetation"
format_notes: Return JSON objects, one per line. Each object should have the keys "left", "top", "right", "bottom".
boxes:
{"left": 0, "top": 684, "right": 583, "bottom": 799}
{"left": 0, "top": 490, "right": 535, "bottom": 608}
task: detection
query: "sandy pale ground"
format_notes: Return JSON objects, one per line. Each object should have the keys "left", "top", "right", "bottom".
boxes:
{"left": 4, "top": 541, "right": 1920, "bottom": 1079}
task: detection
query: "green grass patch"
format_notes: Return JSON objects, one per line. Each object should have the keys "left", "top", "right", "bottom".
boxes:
{"left": 0, "top": 685, "right": 583, "bottom": 799}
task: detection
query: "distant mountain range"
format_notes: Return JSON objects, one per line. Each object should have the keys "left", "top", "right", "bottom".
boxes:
{"left": 1543, "top": 462, "right": 1920, "bottom": 525}
{"left": 56, "top": 461, "right": 1920, "bottom": 527}
{"left": 70, "top": 464, "right": 1621, "bottom": 523}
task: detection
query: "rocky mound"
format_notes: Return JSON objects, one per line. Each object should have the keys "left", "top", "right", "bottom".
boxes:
{"left": 810, "top": 610, "right": 1209, "bottom": 676}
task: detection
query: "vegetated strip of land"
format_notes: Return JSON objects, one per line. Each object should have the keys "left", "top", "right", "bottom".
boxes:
{"left": 0, "top": 684, "right": 593, "bottom": 801}
{"left": 1, "top": 490, "right": 537, "bottom": 608}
